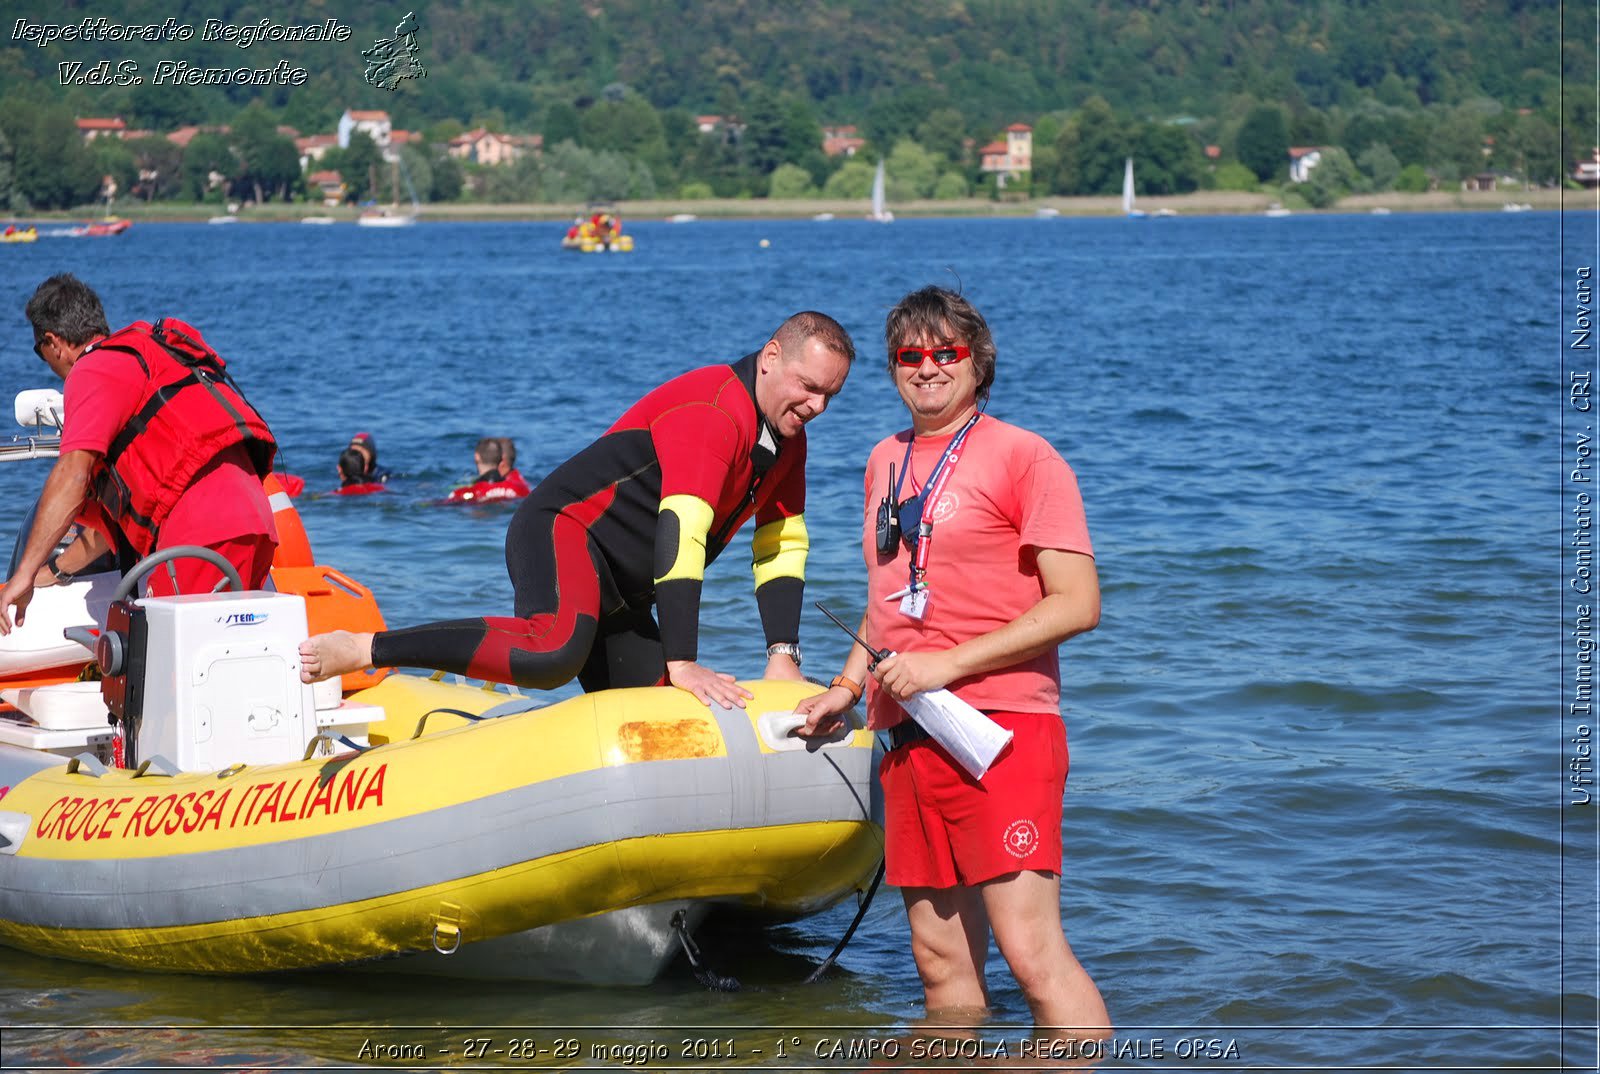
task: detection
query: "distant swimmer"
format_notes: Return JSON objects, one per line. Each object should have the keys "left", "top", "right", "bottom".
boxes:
{"left": 300, "top": 311, "right": 855, "bottom": 709}
{"left": 347, "top": 431, "right": 390, "bottom": 483}
{"left": 447, "top": 436, "right": 530, "bottom": 502}
{"left": 336, "top": 446, "right": 386, "bottom": 496}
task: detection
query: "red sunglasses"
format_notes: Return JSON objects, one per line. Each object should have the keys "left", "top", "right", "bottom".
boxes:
{"left": 894, "top": 344, "right": 970, "bottom": 367}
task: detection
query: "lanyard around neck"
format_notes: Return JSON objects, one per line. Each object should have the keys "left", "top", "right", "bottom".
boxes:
{"left": 897, "top": 413, "right": 980, "bottom": 589}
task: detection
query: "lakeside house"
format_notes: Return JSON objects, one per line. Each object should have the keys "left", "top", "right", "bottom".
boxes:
{"left": 1575, "top": 151, "right": 1600, "bottom": 188}
{"left": 822, "top": 125, "right": 864, "bottom": 157}
{"left": 979, "top": 123, "right": 1033, "bottom": 188}
{"left": 447, "top": 129, "right": 543, "bottom": 167}
{"left": 1288, "top": 146, "right": 1323, "bottom": 183}
{"left": 306, "top": 170, "right": 346, "bottom": 205}
{"left": 339, "top": 109, "right": 394, "bottom": 160}
{"left": 75, "top": 117, "right": 126, "bottom": 141}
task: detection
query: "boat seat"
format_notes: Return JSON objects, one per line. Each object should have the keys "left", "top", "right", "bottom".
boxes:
{"left": 1, "top": 681, "right": 108, "bottom": 730}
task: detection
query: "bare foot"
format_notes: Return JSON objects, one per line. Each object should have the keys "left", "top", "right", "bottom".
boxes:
{"left": 299, "top": 630, "right": 375, "bottom": 683}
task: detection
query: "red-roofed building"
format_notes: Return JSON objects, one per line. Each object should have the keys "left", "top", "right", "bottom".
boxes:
{"left": 166, "top": 125, "right": 229, "bottom": 149}
{"left": 447, "top": 129, "right": 541, "bottom": 166}
{"left": 1288, "top": 146, "right": 1324, "bottom": 183}
{"left": 980, "top": 124, "right": 1033, "bottom": 187}
{"left": 822, "top": 124, "right": 865, "bottom": 157}
{"left": 307, "top": 169, "right": 346, "bottom": 205}
{"left": 296, "top": 133, "right": 339, "bottom": 171}
{"left": 76, "top": 117, "right": 126, "bottom": 141}
{"left": 339, "top": 109, "right": 394, "bottom": 159}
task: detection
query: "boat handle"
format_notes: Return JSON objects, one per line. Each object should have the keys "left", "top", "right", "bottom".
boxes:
{"left": 410, "top": 707, "right": 486, "bottom": 740}
{"left": 432, "top": 922, "right": 462, "bottom": 955}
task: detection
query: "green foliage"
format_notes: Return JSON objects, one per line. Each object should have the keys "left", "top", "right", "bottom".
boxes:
{"left": 886, "top": 139, "right": 939, "bottom": 199}
{"left": 1212, "top": 161, "right": 1260, "bottom": 192}
{"left": 331, "top": 131, "right": 381, "bottom": 203}
{"left": 767, "top": 163, "right": 816, "bottom": 199}
{"left": 932, "top": 171, "right": 968, "bottom": 199}
{"left": 543, "top": 102, "right": 582, "bottom": 146}
{"left": 823, "top": 159, "right": 875, "bottom": 199}
{"left": 1394, "top": 164, "right": 1431, "bottom": 192}
{"left": 1133, "top": 124, "right": 1203, "bottom": 194}
{"left": 0, "top": 127, "right": 15, "bottom": 213}
{"left": 181, "top": 132, "right": 239, "bottom": 202}
{"left": 678, "top": 180, "right": 714, "bottom": 199}
{"left": 231, "top": 106, "right": 301, "bottom": 202}
{"left": 0, "top": 0, "right": 1563, "bottom": 206}
{"left": 1237, "top": 106, "right": 1289, "bottom": 182}
{"left": 0, "top": 100, "right": 99, "bottom": 210}
{"left": 430, "top": 155, "right": 464, "bottom": 201}
{"left": 1356, "top": 144, "right": 1401, "bottom": 192}
{"left": 1050, "top": 96, "right": 1123, "bottom": 195}
{"left": 915, "top": 108, "right": 970, "bottom": 166}
{"left": 121, "top": 136, "right": 182, "bottom": 201}
{"left": 1302, "top": 146, "right": 1359, "bottom": 207}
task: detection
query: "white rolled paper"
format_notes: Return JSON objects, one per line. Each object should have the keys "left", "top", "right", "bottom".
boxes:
{"left": 898, "top": 689, "right": 1013, "bottom": 780}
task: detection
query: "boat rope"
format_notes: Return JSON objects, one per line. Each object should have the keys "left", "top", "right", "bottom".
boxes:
{"left": 670, "top": 910, "right": 740, "bottom": 992}
{"left": 805, "top": 857, "right": 885, "bottom": 983}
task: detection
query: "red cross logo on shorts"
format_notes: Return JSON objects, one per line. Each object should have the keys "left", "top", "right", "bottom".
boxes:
{"left": 1003, "top": 819, "right": 1039, "bottom": 859}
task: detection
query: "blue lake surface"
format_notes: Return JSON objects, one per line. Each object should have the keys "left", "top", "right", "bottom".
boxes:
{"left": 0, "top": 210, "right": 1581, "bottom": 1069}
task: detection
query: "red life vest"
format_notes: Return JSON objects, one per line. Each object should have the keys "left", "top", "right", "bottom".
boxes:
{"left": 84, "top": 318, "right": 277, "bottom": 556}
{"left": 447, "top": 469, "right": 532, "bottom": 503}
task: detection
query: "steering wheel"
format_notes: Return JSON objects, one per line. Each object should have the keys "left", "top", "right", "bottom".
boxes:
{"left": 110, "top": 545, "right": 244, "bottom": 603}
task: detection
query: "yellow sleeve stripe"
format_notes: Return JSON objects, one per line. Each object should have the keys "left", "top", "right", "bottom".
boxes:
{"left": 657, "top": 493, "right": 715, "bottom": 583}
{"left": 752, "top": 513, "right": 809, "bottom": 588}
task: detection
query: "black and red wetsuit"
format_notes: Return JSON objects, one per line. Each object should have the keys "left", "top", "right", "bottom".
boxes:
{"left": 370, "top": 352, "right": 810, "bottom": 692}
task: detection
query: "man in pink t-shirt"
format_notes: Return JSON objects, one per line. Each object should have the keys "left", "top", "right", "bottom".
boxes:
{"left": 799, "top": 286, "right": 1109, "bottom": 1041}
{"left": 0, "top": 275, "right": 277, "bottom": 636}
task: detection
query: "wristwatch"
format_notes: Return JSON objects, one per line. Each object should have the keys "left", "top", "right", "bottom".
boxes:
{"left": 765, "top": 642, "right": 802, "bottom": 667}
{"left": 46, "top": 553, "right": 73, "bottom": 584}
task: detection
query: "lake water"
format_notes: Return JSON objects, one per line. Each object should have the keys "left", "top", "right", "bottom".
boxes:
{"left": 0, "top": 209, "right": 1585, "bottom": 1070}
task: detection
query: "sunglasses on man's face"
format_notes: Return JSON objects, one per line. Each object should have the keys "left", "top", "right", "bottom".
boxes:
{"left": 32, "top": 337, "right": 48, "bottom": 362}
{"left": 894, "top": 344, "right": 970, "bottom": 367}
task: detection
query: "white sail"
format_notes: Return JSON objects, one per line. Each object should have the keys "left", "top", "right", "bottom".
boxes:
{"left": 870, "top": 160, "right": 893, "bottom": 222}
{"left": 1123, "top": 157, "right": 1146, "bottom": 218}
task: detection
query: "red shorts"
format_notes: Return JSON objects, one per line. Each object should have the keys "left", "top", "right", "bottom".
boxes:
{"left": 143, "top": 534, "right": 276, "bottom": 598}
{"left": 881, "top": 710, "right": 1067, "bottom": 889}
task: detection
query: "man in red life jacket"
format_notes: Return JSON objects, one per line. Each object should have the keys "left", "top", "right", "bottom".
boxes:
{"left": 0, "top": 274, "right": 279, "bottom": 635}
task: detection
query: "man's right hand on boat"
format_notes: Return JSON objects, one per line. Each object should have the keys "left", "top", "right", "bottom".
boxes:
{"left": 666, "top": 659, "right": 753, "bottom": 709}
{"left": 0, "top": 574, "right": 34, "bottom": 634}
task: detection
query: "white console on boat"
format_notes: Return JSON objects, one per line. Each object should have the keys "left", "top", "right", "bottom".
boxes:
{"left": 133, "top": 591, "right": 319, "bottom": 772}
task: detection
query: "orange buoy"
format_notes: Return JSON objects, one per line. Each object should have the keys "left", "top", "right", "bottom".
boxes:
{"left": 263, "top": 472, "right": 313, "bottom": 568}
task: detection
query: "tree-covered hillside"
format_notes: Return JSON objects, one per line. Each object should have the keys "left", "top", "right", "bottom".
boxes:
{"left": 0, "top": 0, "right": 1574, "bottom": 209}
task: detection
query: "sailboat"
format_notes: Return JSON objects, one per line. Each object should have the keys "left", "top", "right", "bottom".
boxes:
{"left": 359, "top": 155, "right": 421, "bottom": 228}
{"left": 869, "top": 160, "right": 894, "bottom": 223}
{"left": 1122, "top": 157, "right": 1146, "bottom": 219}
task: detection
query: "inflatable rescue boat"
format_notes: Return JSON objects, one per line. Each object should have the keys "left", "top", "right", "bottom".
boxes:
{"left": 0, "top": 391, "right": 880, "bottom": 983}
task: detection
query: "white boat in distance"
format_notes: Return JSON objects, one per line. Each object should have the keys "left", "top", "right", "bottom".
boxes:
{"left": 1123, "top": 157, "right": 1147, "bottom": 219}
{"left": 359, "top": 156, "right": 421, "bottom": 227}
{"left": 869, "top": 160, "right": 893, "bottom": 222}
{"left": 357, "top": 209, "right": 414, "bottom": 228}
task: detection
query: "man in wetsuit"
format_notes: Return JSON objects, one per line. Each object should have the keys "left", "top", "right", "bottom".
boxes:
{"left": 300, "top": 311, "right": 855, "bottom": 708}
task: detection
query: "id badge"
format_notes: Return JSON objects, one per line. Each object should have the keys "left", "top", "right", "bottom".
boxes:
{"left": 899, "top": 586, "right": 930, "bottom": 620}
